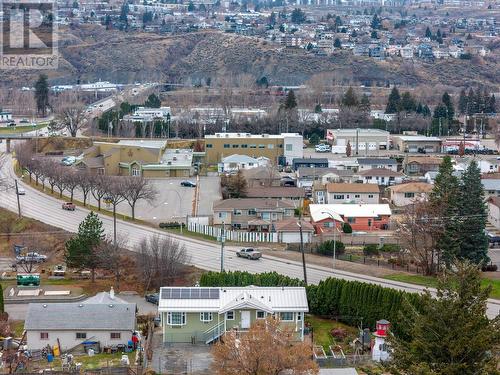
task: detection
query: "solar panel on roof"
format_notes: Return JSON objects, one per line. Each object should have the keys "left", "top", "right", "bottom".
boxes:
{"left": 161, "top": 288, "right": 220, "bottom": 299}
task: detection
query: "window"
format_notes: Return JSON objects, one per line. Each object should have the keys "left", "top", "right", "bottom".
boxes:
{"left": 296, "top": 312, "right": 302, "bottom": 321}
{"left": 233, "top": 209, "right": 242, "bottom": 216}
{"left": 250, "top": 144, "right": 257, "bottom": 148}
{"left": 348, "top": 217, "right": 356, "bottom": 224}
{"left": 280, "top": 312, "right": 294, "bottom": 321}
{"left": 355, "top": 194, "right": 360, "bottom": 198}
{"left": 76, "top": 332, "right": 87, "bottom": 339}
{"left": 40, "top": 332, "right": 49, "bottom": 340}
{"left": 248, "top": 209, "right": 257, "bottom": 215}
{"left": 131, "top": 167, "right": 141, "bottom": 177}
{"left": 262, "top": 212, "right": 270, "bottom": 220}
{"left": 333, "top": 194, "right": 345, "bottom": 200}
{"left": 167, "top": 312, "right": 186, "bottom": 326}
{"left": 368, "top": 194, "right": 374, "bottom": 198}
{"left": 218, "top": 212, "right": 227, "bottom": 219}
{"left": 256, "top": 311, "right": 266, "bottom": 319}
{"left": 226, "top": 311, "right": 234, "bottom": 320}
{"left": 241, "top": 144, "right": 248, "bottom": 149}
{"left": 206, "top": 144, "right": 213, "bottom": 148}
{"left": 110, "top": 332, "right": 121, "bottom": 339}
{"left": 285, "top": 144, "right": 293, "bottom": 151}
{"left": 223, "top": 144, "right": 230, "bottom": 148}
{"left": 404, "top": 192, "right": 415, "bottom": 198}
{"left": 268, "top": 144, "right": 274, "bottom": 149}
{"left": 323, "top": 222, "right": 332, "bottom": 228}
{"left": 366, "top": 176, "right": 372, "bottom": 180}
{"left": 232, "top": 144, "right": 239, "bottom": 148}
{"left": 258, "top": 144, "right": 265, "bottom": 149}
{"left": 200, "top": 312, "right": 213, "bottom": 322}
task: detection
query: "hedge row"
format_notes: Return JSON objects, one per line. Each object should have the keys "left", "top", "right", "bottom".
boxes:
{"left": 199, "top": 271, "right": 420, "bottom": 329}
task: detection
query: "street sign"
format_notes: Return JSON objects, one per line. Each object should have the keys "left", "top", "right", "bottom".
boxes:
{"left": 217, "top": 236, "right": 226, "bottom": 243}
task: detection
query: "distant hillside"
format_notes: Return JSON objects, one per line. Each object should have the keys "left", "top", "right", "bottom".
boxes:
{"left": 0, "top": 24, "right": 498, "bottom": 89}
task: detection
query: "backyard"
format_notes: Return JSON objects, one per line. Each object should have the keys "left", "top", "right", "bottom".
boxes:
{"left": 306, "top": 315, "right": 360, "bottom": 353}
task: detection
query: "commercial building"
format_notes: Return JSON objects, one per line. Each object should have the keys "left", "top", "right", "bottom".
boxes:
{"left": 76, "top": 140, "right": 193, "bottom": 177}
{"left": 392, "top": 135, "right": 442, "bottom": 153}
{"left": 326, "top": 129, "right": 390, "bottom": 155}
{"left": 0, "top": 110, "right": 12, "bottom": 122}
{"left": 123, "top": 106, "right": 172, "bottom": 123}
{"left": 159, "top": 286, "right": 308, "bottom": 344}
{"left": 204, "top": 133, "right": 303, "bottom": 165}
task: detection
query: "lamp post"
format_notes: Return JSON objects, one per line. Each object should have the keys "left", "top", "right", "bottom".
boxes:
{"left": 321, "top": 211, "right": 338, "bottom": 269}
{"left": 296, "top": 220, "right": 307, "bottom": 286}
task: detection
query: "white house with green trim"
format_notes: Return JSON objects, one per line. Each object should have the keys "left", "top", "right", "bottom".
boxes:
{"left": 158, "top": 286, "right": 308, "bottom": 344}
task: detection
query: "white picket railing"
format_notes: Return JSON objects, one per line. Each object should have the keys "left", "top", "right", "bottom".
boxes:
{"left": 188, "top": 223, "right": 279, "bottom": 243}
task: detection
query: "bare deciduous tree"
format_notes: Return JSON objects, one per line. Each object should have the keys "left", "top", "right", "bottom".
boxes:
{"left": 212, "top": 317, "right": 318, "bottom": 375}
{"left": 105, "top": 177, "right": 127, "bottom": 244}
{"left": 136, "top": 234, "right": 190, "bottom": 292}
{"left": 122, "top": 176, "right": 157, "bottom": 220}
{"left": 55, "top": 93, "right": 87, "bottom": 137}
{"left": 90, "top": 174, "right": 109, "bottom": 211}
{"left": 75, "top": 169, "right": 93, "bottom": 206}
{"left": 97, "top": 235, "right": 127, "bottom": 289}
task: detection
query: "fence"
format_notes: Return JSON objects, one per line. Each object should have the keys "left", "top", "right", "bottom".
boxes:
{"left": 188, "top": 223, "right": 278, "bottom": 243}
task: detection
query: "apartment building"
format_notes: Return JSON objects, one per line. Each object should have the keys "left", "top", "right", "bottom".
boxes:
{"left": 204, "top": 133, "right": 303, "bottom": 165}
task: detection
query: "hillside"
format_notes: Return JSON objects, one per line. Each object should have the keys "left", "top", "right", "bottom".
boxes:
{"left": 0, "top": 24, "right": 498, "bottom": 89}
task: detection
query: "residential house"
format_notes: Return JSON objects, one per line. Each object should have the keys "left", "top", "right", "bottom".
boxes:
{"left": 482, "top": 173, "right": 500, "bottom": 197}
{"left": 313, "top": 181, "right": 328, "bottom": 204}
{"left": 309, "top": 203, "right": 391, "bottom": 232}
{"left": 212, "top": 198, "right": 295, "bottom": 231}
{"left": 296, "top": 167, "right": 355, "bottom": 188}
{"left": 242, "top": 166, "right": 281, "bottom": 187}
{"left": 357, "top": 158, "right": 398, "bottom": 172}
{"left": 392, "top": 135, "right": 442, "bottom": 153}
{"left": 487, "top": 197, "right": 500, "bottom": 230}
{"left": 158, "top": 286, "right": 308, "bottom": 344}
{"left": 400, "top": 45, "right": 414, "bottom": 58}
{"left": 292, "top": 158, "right": 329, "bottom": 170}
{"left": 404, "top": 156, "right": 443, "bottom": 175}
{"left": 355, "top": 168, "right": 404, "bottom": 186}
{"left": 0, "top": 110, "right": 12, "bottom": 122}
{"left": 387, "top": 182, "right": 433, "bottom": 206}
{"left": 24, "top": 301, "right": 136, "bottom": 351}
{"left": 275, "top": 218, "right": 315, "bottom": 243}
{"left": 221, "top": 154, "right": 267, "bottom": 173}
{"left": 245, "top": 187, "right": 306, "bottom": 208}
{"left": 204, "top": 133, "right": 303, "bottom": 165}
{"left": 327, "top": 183, "right": 380, "bottom": 204}
{"left": 456, "top": 157, "right": 500, "bottom": 174}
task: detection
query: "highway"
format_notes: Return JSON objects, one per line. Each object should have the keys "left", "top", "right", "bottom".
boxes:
{"left": 0, "top": 154, "right": 498, "bottom": 319}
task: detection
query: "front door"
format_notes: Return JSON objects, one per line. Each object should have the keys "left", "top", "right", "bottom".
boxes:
{"left": 241, "top": 311, "right": 251, "bottom": 329}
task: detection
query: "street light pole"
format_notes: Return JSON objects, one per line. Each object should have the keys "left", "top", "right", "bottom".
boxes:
{"left": 220, "top": 221, "right": 225, "bottom": 272}
{"left": 297, "top": 219, "right": 307, "bottom": 286}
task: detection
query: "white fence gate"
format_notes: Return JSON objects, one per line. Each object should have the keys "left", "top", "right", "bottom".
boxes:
{"left": 188, "top": 223, "right": 279, "bottom": 243}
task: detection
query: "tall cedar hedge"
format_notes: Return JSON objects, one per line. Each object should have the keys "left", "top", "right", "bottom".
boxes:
{"left": 200, "top": 271, "right": 421, "bottom": 330}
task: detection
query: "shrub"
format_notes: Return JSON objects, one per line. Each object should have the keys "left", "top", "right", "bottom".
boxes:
{"left": 481, "top": 264, "right": 498, "bottom": 272}
{"left": 380, "top": 244, "right": 400, "bottom": 253}
{"left": 159, "top": 222, "right": 185, "bottom": 229}
{"left": 363, "top": 244, "right": 379, "bottom": 256}
{"left": 342, "top": 222, "right": 352, "bottom": 233}
{"left": 316, "top": 240, "right": 345, "bottom": 257}
{"left": 330, "top": 327, "right": 347, "bottom": 341}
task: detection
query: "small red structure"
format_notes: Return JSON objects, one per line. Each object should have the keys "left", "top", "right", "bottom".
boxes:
{"left": 375, "top": 319, "right": 390, "bottom": 337}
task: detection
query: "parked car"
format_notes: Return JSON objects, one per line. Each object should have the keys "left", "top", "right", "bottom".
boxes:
{"left": 180, "top": 180, "right": 196, "bottom": 187}
{"left": 236, "top": 248, "right": 262, "bottom": 260}
{"left": 315, "top": 144, "right": 331, "bottom": 153}
{"left": 16, "top": 252, "right": 47, "bottom": 263}
{"left": 61, "top": 156, "right": 77, "bottom": 166}
{"left": 62, "top": 202, "right": 76, "bottom": 211}
{"left": 145, "top": 293, "right": 159, "bottom": 305}
{"left": 17, "top": 187, "right": 26, "bottom": 195}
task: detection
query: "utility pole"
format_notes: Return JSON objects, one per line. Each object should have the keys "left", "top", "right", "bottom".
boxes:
{"left": 220, "top": 221, "right": 225, "bottom": 272}
{"left": 14, "top": 180, "right": 21, "bottom": 218}
{"left": 297, "top": 217, "right": 307, "bottom": 285}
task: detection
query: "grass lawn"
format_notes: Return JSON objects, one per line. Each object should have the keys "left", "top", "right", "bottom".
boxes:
{"left": 0, "top": 124, "right": 46, "bottom": 134}
{"left": 384, "top": 273, "right": 500, "bottom": 299}
{"left": 49, "top": 351, "right": 136, "bottom": 370}
{"left": 11, "top": 320, "right": 25, "bottom": 338}
{"left": 305, "top": 315, "right": 358, "bottom": 353}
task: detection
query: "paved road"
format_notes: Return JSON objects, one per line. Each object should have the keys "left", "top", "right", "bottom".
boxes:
{"left": 1, "top": 154, "right": 498, "bottom": 319}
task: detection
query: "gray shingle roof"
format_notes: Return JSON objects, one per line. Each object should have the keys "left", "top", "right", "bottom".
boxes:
{"left": 357, "top": 158, "right": 397, "bottom": 165}
{"left": 24, "top": 303, "right": 136, "bottom": 331}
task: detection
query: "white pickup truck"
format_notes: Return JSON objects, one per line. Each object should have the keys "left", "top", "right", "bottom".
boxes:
{"left": 236, "top": 248, "right": 262, "bottom": 260}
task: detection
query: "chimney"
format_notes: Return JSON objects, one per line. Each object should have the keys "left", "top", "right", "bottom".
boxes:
{"left": 110, "top": 286, "right": 115, "bottom": 300}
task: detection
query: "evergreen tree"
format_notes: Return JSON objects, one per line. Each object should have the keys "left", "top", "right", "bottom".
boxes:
{"left": 371, "top": 30, "right": 378, "bottom": 39}
{"left": 401, "top": 92, "right": 416, "bottom": 113}
{"left": 284, "top": 90, "right": 297, "bottom": 109}
{"left": 314, "top": 103, "right": 322, "bottom": 113}
{"left": 290, "top": 8, "right": 306, "bottom": 24}
{"left": 429, "top": 156, "right": 460, "bottom": 266}
{"left": 433, "top": 103, "right": 448, "bottom": 119}
{"left": 425, "top": 26, "right": 432, "bottom": 38}
{"left": 359, "top": 94, "right": 371, "bottom": 112}
{"left": 416, "top": 103, "right": 423, "bottom": 114}
{"left": 119, "top": 2, "right": 129, "bottom": 22}
{"left": 389, "top": 262, "right": 500, "bottom": 375}
{"left": 34, "top": 74, "right": 49, "bottom": 117}
{"left": 458, "top": 89, "right": 468, "bottom": 115}
{"left": 333, "top": 38, "right": 342, "bottom": 48}
{"left": 457, "top": 161, "right": 489, "bottom": 265}
{"left": 442, "top": 92, "right": 455, "bottom": 121}
{"left": 351, "top": 29, "right": 357, "bottom": 38}
{"left": 422, "top": 104, "right": 431, "bottom": 117}
{"left": 488, "top": 94, "right": 496, "bottom": 113}
{"left": 144, "top": 93, "right": 161, "bottom": 108}
{"left": 65, "top": 212, "right": 104, "bottom": 282}
{"left": 385, "top": 86, "right": 401, "bottom": 114}
{"left": 371, "top": 14, "right": 381, "bottom": 29}
{"left": 467, "top": 88, "right": 476, "bottom": 115}
{"left": 341, "top": 87, "right": 358, "bottom": 107}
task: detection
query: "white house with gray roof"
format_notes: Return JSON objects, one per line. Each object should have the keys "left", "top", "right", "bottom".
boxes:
{"left": 24, "top": 301, "right": 136, "bottom": 351}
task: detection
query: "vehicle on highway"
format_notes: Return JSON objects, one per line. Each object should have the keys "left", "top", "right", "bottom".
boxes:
{"left": 180, "top": 180, "right": 196, "bottom": 187}
{"left": 236, "top": 248, "right": 262, "bottom": 260}
{"left": 145, "top": 293, "right": 159, "bottom": 305}
{"left": 20, "top": 118, "right": 29, "bottom": 124}
{"left": 17, "top": 187, "right": 26, "bottom": 195}
{"left": 16, "top": 252, "right": 47, "bottom": 263}
{"left": 62, "top": 202, "right": 76, "bottom": 211}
